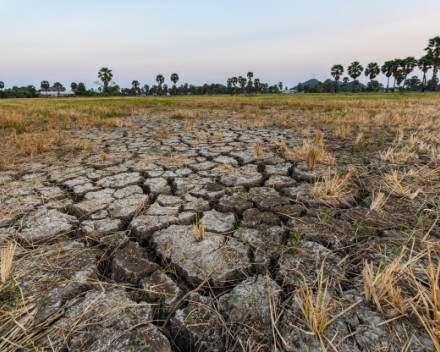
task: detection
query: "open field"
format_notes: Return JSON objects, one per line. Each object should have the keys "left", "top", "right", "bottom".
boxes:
{"left": 1, "top": 93, "right": 440, "bottom": 351}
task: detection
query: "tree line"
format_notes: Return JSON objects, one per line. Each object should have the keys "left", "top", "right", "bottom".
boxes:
{"left": 328, "top": 36, "right": 440, "bottom": 93}
{"left": 0, "top": 36, "right": 438, "bottom": 98}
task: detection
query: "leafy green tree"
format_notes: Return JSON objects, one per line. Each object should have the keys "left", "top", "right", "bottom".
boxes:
{"left": 53, "top": 82, "right": 64, "bottom": 96}
{"left": 70, "top": 82, "right": 77, "bottom": 94}
{"left": 143, "top": 84, "right": 150, "bottom": 95}
{"left": 278, "top": 82, "right": 283, "bottom": 91}
{"left": 342, "top": 77, "right": 349, "bottom": 92}
{"left": 330, "top": 64, "right": 344, "bottom": 92}
{"left": 76, "top": 83, "right": 86, "bottom": 95}
{"left": 418, "top": 55, "right": 432, "bottom": 92}
{"left": 297, "top": 82, "right": 303, "bottom": 92}
{"left": 425, "top": 36, "right": 440, "bottom": 91}
{"left": 405, "top": 76, "right": 421, "bottom": 91}
{"left": 0, "top": 81, "right": 4, "bottom": 90}
{"left": 98, "top": 67, "right": 113, "bottom": 96}
{"left": 348, "top": 61, "right": 364, "bottom": 92}
{"left": 132, "top": 80, "right": 140, "bottom": 96}
{"left": 170, "top": 73, "right": 179, "bottom": 95}
{"left": 41, "top": 80, "right": 50, "bottom": 95}
{"left": 156, "top": 74, "right": 164, "bottom": 95}
{"left": 365, "top": 62, "right": 380, "bottom": 91}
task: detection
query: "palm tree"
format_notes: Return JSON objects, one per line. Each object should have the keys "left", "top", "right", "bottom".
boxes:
{"left": 381, "top": 61, "right": 394, "bottom": 93}
{"left": 330, "top": 64, "right": 344, "bottom": 93}
{"left": 364, "top": 62, "right": 380, "bottom": 91}
{"left": 238, "top": 76, "right": 246, "bottom": 93}
{"left": 254, "top": 78, "right": 260, "bottom": 93}
{"left": 231, "top": 77, "right": 238, "bottom": 94}
{"left": 143, "top": 84, "right": 150, "bottom": 96}
{"left": 278, "top": 82, "right": 283, "bottom": 91}
{"left": 132, "top": 80, "right": 140, "bottom": 96}
{"left": 347, "top": 61, "right": 364, "bottom": 92}
{"left": 170, "top": 73, "right": 179, "bottom": 95}
{"left": 41, "top": 81, "right": 50, "bottom": 95}
{"left": 402, "top": 57, "right": 417, "bottom": 88}
{"left": 156, "top": 74, "right": 164, "bottom": 95}
{"left": 418, "top": 56, "right": 432, "bottom": 92}
{"left": 98, "top": 67, "right": 113, "bottom": 96}
{"left": 70, "top": 82, "right": 77, "bottom": 94}
{"left": 425, "top": 36, "right": 440, "bottom": 92}
{"left": 53, "top": 82, "right": 63, "bottom": 97}
{"left": 0, "top": 81, "right": 4, "bottom": 90}
{"left": 391, "top": 59, "right": 404, "bottom": 92}
{"left": 247, "top": 72, "right": 253, "bottom": 93}
{"left": 342, "top": 77, "right": 349, "bottom": 92}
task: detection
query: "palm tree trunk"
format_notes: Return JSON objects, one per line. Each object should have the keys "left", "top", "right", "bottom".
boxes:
{"left": 352, "top": 80, "right": 355, "bottom": 93}
{"left": 432, "top": 65, "right": 438, "bottom": 92}
{"left": 421, "top": 72, "right": 426, "bottom": 92}
{"left": 393, "top": 77, "right": 396, "bottom": 92}
{"left": 334, "top": 80, "right": 338, "bottom": 93}
{"left": 386, "top": 76, "right": 389, "bottom": 93}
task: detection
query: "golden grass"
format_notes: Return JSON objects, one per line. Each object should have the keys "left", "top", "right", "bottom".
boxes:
{"left": 311, "top": 168, "right": 355, "bottom": 206}
{"left": 1, "top": 243, "right": 16, "bottom": 284}
{"left": 255, "top": 141, "right": 264, "bottom": 157}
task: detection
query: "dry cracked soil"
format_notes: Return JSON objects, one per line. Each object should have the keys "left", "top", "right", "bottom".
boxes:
{"left": 0, "top": 114, "right": 438, "bottom": 352}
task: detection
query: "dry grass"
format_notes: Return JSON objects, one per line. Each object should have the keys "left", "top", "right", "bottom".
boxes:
{"left": 255, "top": 141, "right": 264, "bottom": 157}
{"left": 1, "top": 243, "right": 16, "bottom": 283}
{"left": 161, "top": 125, "right": 168, "bottom": 139}
{"left": 194, "top": 218, "right": 206, "bottom": 242}
{"left": 311, "top": 168, "right": 355, "bottom": 206}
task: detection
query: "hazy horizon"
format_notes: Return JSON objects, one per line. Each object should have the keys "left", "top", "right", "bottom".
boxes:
{"left": 1, "top": 0, "right": 439, "bottom": 89}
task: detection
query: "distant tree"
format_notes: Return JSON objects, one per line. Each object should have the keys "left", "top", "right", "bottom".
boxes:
{"left": 278, "top": 82, "right": 283, "bottom": 91}
{"left": 247, "top": 72, "right": 253, "bottom": 93}
{"left": 238, "top": 76, "right": 246, "bottom": 93}
{"left": 381, "top": 61, "right": 396, "bottom": 93}
{"left": 53, "top": 82, "right": 63, "bottom": 96}
{"left": 367, "top": 80, "right": 380, "bottom": 92}
{"left": 226, "top": 78, "right": 232, "bottom": 94}
{"left": 297, "top": 82, "right": 303, "bottom": 92}
{"left": 156, "top": 74, "right": 164, "bottom": 95}
{"left": 418, "top": 55, "right": 432, "bottom": 92}
{"left": 163, "top": 84, "right": 169, "bottom": 95}
{"left": 76, "top": 82, "right": 86, "bottom": 95}
{"left": 395, "top": 71, "right": 406, "bottom": 90}
{"left": 364, "top": 62, "right": 380, "bottom": 91}
{"left": 170, "top": 73, "right": 179, "bottom": 95}
{"left": 231, "top": 77, "right": 238, "bottom": 94}
{"left": 254, "top": 78, "right": 260, "bottom": 93}
{"left": 70, "top": 82, "right": 77, "bottom": 94}
{"left": 405, "top": 76, "right": 421, "bottom": 91}
{"left": 402, "top": 57, "right": 417, "bottom": 87}
{"left": 132, "top": 80, "right": 140, "bottom": 96}
{"left": 0, "top": 81, "right": 4, "bottom": 90}
{"left": 391, "top": 59, "right": 404, "bottom": 92}
{"left": 342, "top": 77, "right": 349, "bottom": 92}
{"left": 98, "top": 67, "right": 113, "bottom": 96}
{"left": 41, "top": 80, "right": 50, "bottom": 95}
{"left": 330, "top": 64, "right": 344, "bottom": 92}
{"left": 347, "top": 61, "right": 363, "bottom": 92}
{"left": 425, "top": 36, "right": 440, "bottom": 91}
{"left": 143, "top": 84, "right": 150, "bottom": 95}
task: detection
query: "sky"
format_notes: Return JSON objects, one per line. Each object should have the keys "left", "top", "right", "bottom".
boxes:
{"left": 1, "top": 0, "right": 439, "bottom": 89}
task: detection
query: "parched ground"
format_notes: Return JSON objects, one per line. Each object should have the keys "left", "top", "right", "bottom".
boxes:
{"left": 1, "top": 96, "right": 440, "bottom": 351}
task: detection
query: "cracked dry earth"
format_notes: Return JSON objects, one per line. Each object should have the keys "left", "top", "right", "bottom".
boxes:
{"left": 0, "top": 115, "right": 438, "bottom": 351}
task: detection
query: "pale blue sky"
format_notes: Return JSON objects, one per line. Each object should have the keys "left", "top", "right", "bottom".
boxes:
{"left": 1, "top": 0, "right": 439, "bottom": 88}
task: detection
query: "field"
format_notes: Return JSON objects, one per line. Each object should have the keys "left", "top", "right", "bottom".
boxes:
{"left": 1, "top": 93, "right": 440, "bottom": 351}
